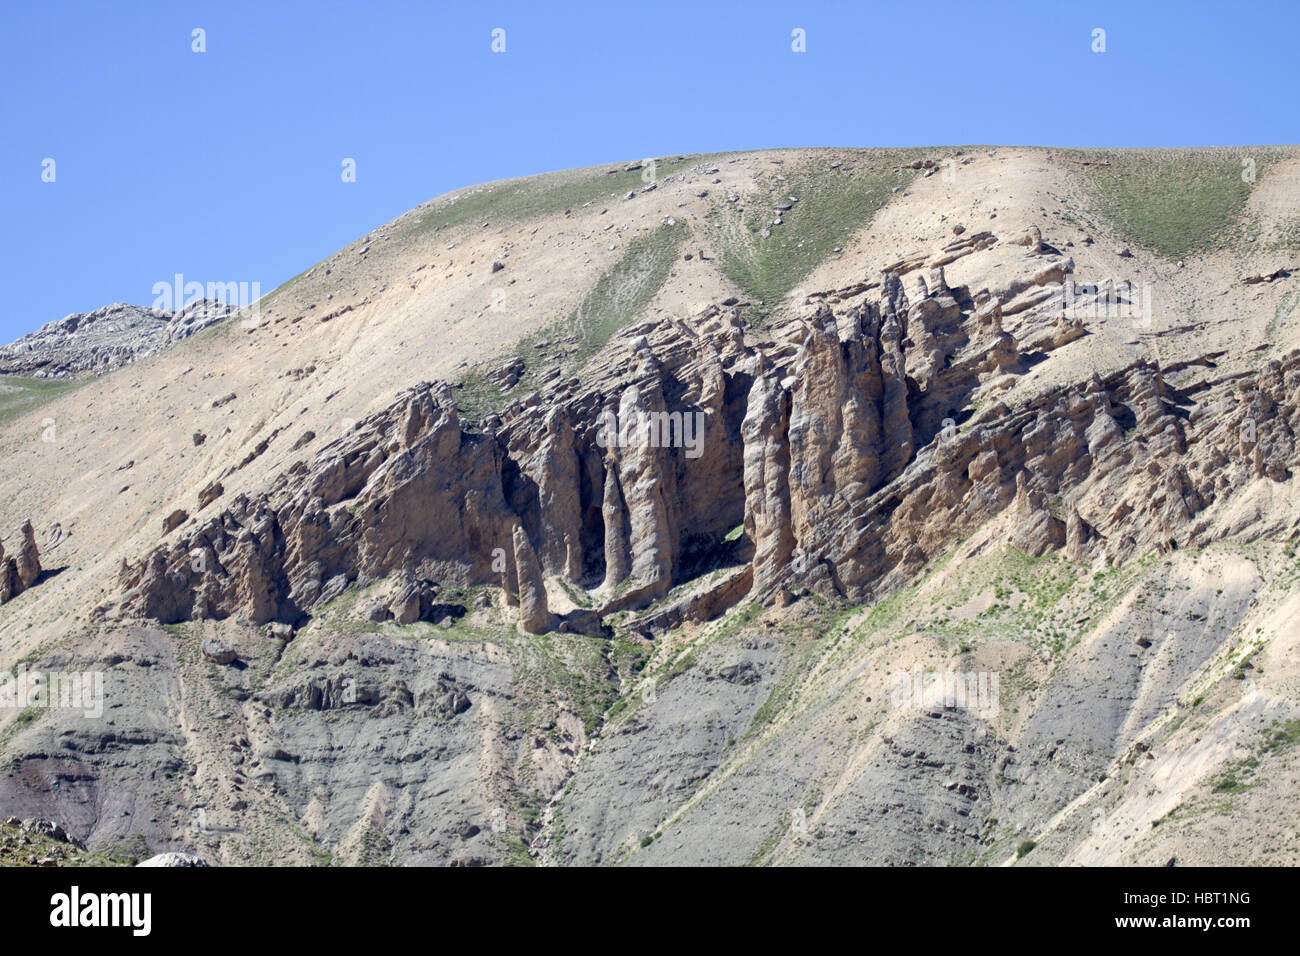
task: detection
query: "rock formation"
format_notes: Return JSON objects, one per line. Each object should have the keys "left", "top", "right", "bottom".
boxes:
{"left": 108, "top": 236, "right": 1300, "bottom": 640}
{"left": 0, "top": 300, "right": 233, "bottom": 378}
{"left": 511, "top": 522, "right": 551, "bottom": 634}
{"left": 0, "top": 520, "right": 42, "bottom": 604}
{"left": 6, "top": 151, "right": 1300, "bottom": 868}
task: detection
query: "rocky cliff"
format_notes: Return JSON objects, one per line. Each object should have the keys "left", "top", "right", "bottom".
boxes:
{"left": 112, "top": 234, "right": 1298, "bottom": 643}
{"left": 3, "top": 146, "right": 1299, "bottom": 867}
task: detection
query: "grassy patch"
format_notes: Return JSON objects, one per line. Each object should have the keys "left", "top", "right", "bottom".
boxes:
{"left": 1260, "top": 718, "right": 1300, "bottom": 755}
{"left": 499, "top": 832, "right": 537, "bottom": 866}
{"left": 746, "top": 816, "right": 792, "bottom": 867}
{"left": 0, "top": 375, "right": 83, "bottom": 428}
{"left": 0, "top": 818, "right": 136, "bottom": 867}
{"left": 1209, "top": 756, "right": 1260, "bottom": 795}
{"left": 743, "top": 618, "right": 840, "bottom": 740}
{"left": 393, "top": 154, "right": 724, "bottom": 243}
{"left": 560, "top": 217, "right": 689, "bottom": 367}
{"left": 706, "top": 150, "right": 922, "bottom": 322}
{"left": 1265, "top": 288, "right": 1298, "bottom": 342}
{"left": 1267, "top": 215, "right": 1300, "bottom": 252}
{"left": 1069, "top": 148, "right": 1271, "bottom": 259}
{"left": 262, "top": 154, "right": 723, "bottom": 310}
{"left": 508, "top": 631, "right": 624, "bottom": 738}
{"left": 0, "top": 706, "right": 44, "bottom": 751}
{"left": 455, "top": 217, "right": 687, "bottom": 418}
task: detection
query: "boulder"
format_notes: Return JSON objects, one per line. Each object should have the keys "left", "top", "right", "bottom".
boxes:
{"left": 197, "top": 481, "right": 223, "bottom": 510}
{"left": 200, "top": 635, "right": 237, "bottom": 665}
{"left": 162, "top": 509, "right": 188, "bottom": 534}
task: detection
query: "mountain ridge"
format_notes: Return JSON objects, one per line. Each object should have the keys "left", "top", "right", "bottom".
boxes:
{"left": 2, "top": 145, "right": 1298, "bottom": 865}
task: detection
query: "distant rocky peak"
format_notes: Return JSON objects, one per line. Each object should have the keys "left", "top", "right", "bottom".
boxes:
{"left": 0, "top": 298, "right": 234, "bottom": 378}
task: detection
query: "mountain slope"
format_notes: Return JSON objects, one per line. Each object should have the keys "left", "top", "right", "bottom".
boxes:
{"left": 1, "top": 146, "right": 1299, "bottom": 866}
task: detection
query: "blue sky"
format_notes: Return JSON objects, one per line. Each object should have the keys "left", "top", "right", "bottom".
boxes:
{"left": 1, "top": 0, "right": 1295, "bottom": 341}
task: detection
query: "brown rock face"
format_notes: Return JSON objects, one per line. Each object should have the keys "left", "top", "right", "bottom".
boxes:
{"left": 1064, "top": 502, "right": 1094, "bottom": 564}
{"left": 0, "top": 557, "right": 16, "bottom": 604}
{"left": 1009, "top": 471, "right": 1067, "bottom": 557}
{"left": 743, "top": 372, "right": 795, "bottom": 597}
{"left": 15, "top": 521, "right": 42, "bottom": 590}
{"left": 119, "top": 384, "right": 513, "bottom": 625}
{"left": 0, "top": 520, "right": 42, "bottom": 604}
{"left": 609, "top": 345, "right": 679, "bottom": 599}
{"left": 877, "top": 273, "right": 916, "bottom": 481}
{"left": 600, "top": 452, "right": 630, "bottom": 592}
{"left": 511, "top": 523, "right": 550, "bottom": 634}
{"left": 198, "top": 481, "right": 224, "bottom": 511}
{"left": 534, "top": 408, "right": 582, "bottom": 582}
{"left": 109, "top": 239, "right": 1300, "bottom": 637}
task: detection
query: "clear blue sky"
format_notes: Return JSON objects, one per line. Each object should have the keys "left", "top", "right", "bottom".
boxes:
{"left": 1, "top": 0, "right": 1295, "bottom": 341}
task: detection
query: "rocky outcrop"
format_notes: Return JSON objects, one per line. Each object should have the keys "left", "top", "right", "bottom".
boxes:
{"left": 198, "top": 481, "right": 224, "bottom": 511}
{"left": 200, "top": 634, "right": 237, "bottom": 665}
{"left": 162, "top": 509, "right": 188, "bottom": 534}
{"left": 743, "top": 373, "right": 795, "bottom": 595}
{"left": 0, "top": 521, "right": 42, "bottom": 604}
{"left": 511, "top": 523, "right": 550, "bottom": 634}
{"left": 119, "top": 384, "right": 507, "bottom": 623}
{"left": 0, "top": 549, "right": 12, "bottom": 604}
{"left": 608, "top": 342, "right": 679, "bottom": 599}
{"left": 534, "top": 409, "right": 582, "bottom": 582}
{"left": 1064, "top": 502, "right": 1095, "bottom": 563}
{"left": 600, "top": 452, "right": 630, "bottom": 591}
{"left": 1009, "top": 471, "right": 1066, "bottom": 557}
{"left": 109, "top": 232, "right": 1300, "bottom": 637}
{"left": 15, "top": 521, "right": 41, "bottom": 590}
{"left": 0, "top": 300, "right": 233, "bottom": 378}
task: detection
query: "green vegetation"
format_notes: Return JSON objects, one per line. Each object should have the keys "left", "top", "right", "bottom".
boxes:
{"left": 1265, "top": 288, "right": 1298, "bottom": 343}
{"left": 744, "top": 628, "right": 835, "bottom": 741}
{"left": 851, "top": 546, "right": 1094, "bottom": 661}
{"left": 1199, "top": 719, "right": 1300, "bottom": 802}
{"left": 264, "top": 153, "right": 722, "bottom": 310}
{"left": 1269, "top": 216, "right": 1300, "bottom": 252}
{"left": 500, "top": 832, "right": 537, "bottom": 866}
{"left": 394, "top": 154, "right": 726, "bottom": 243}
{"left": 1261, "top": 718, "right": 1300, "bottom": 754}
{"left": 513, "top": 632, "right": 626, "bottom": 737}
{"left": 0, "top": 817, "right": 137, "bottom": 867}
{"left": 562, "top": 217, "right": 688, "bottom": 366}
{"left": 557, "top": 577, "right": 593, "bottom": 610}
{"left": 0, "top": 374, "right": 82, "bottom": 427}
{"left": 1016, "top": 839, "right": 1037, "bottom": 859}
{"left": 707, "top": 150, "right": 922, "bottom": 322}
{"left": 1209, "top": 756, "right": 1259, "bottom": 795}
{"left": 1069, "top": 148, "right": 1271, "bottom": 259}
{"left": 747, "top": 815, "right": 792, "bottom": 867}
{"left": 0, "top": 706, "right": 43, "bottom": 750}
{"left": 455, "top": 217, "right": 687, "bottom": 419}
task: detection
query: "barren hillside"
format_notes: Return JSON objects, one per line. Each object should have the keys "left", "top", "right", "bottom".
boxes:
{"left": 1, "top": 146, "right": 1298, "bottom": 865}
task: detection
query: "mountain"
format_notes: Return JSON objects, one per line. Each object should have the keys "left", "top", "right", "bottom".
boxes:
{"left": 0, "top": 300, "right": 235, "bottom": 379}
{"left": 1, "top": 146, "right": 1299, "bottom": 866}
